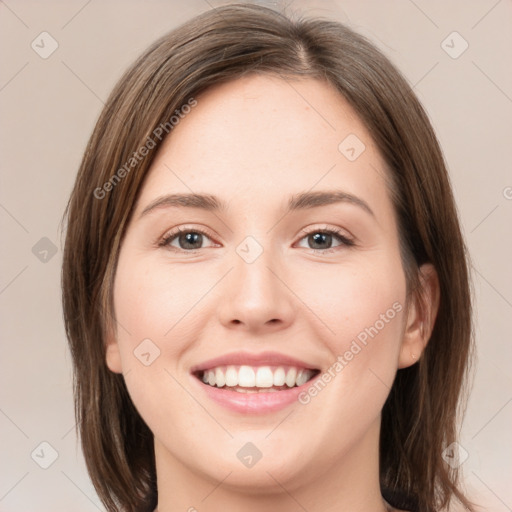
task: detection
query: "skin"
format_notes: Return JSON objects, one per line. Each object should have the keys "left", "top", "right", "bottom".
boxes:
{"left": 105, "top": 74, "right": 439, "bottom": 512}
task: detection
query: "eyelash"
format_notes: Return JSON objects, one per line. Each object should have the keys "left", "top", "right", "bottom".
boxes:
{"left": 158, "top": 225, "right": 355, "bottom": 255}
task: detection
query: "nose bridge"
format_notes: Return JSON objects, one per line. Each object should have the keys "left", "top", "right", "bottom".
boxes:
{"left": 217, "top": 234, "right": 295, "bottom": 330}
{"left": 236, "top": 237, "right": 276, "bottom": 299}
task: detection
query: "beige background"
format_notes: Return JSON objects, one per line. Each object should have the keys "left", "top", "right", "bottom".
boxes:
{"left": 0, "top": 0, "right": 511, "bottom": 510}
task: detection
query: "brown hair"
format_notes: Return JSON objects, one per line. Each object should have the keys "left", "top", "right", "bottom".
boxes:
{"left": 61, "top": 4, "right": 476, "bottom": 511}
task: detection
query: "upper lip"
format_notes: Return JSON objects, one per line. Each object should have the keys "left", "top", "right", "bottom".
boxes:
{"left": 190, "top": 350, "right": 319, "bottom": 373}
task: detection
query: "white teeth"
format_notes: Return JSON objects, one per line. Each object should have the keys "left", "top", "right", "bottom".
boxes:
{"left": 225, "top": 366, "right": 238, "bottom": 387}
{"left": 285, "top": 367, "right": 297, "bottom": 387}
{"left": 198, "top": 365, "right": 316, "bottom": 390}
{"left": 273, "top": 367, "right": 286, "bottom": 386}
{"left": 238, "top": 365, "right": 255, "bottom": 387}
{"left": 215, "top": 367, "right": 225, "bottom": 387}
{"left": 256, "top": 367, "right": 274, "bottom": 387}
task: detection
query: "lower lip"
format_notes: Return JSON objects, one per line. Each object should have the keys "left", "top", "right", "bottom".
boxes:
{"left": 190, "top": 373, "right": 319, "bottom": 414}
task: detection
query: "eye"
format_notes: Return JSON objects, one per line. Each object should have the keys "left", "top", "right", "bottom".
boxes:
{"left": 158, "top": 225, "right": 354, "bottom": 254}
{"left": 158, "top": 226, "right": 217, "bottom": 252}
{"left": 295, "top": 226, "right": 354, "bottom": 254}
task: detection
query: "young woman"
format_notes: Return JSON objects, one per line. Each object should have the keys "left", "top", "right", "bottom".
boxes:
{"left": 61, "top": 4, "right": 477, "bottom": 512}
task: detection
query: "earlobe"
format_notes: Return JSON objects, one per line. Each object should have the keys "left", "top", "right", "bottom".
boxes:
{"left": 104, "top": 327, "right": 123, "bottom": 374}
{"left": 398, "top": 263, "right": 440, "bottom": 369}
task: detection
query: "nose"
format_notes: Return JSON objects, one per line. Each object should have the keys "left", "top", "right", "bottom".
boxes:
{"left": 217, "top": 242, "right": 296, "bottom": 334}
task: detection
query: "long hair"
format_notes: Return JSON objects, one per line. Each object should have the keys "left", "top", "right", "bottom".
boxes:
{"left": 61, "top": 4, "right": 476, "bottom": 511}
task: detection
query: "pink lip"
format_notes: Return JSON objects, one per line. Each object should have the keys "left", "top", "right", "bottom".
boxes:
{"left": 189, "top": 350, "right": 318, "bottom": 373}
{"left": 189, "top": 371, "right": 321, "bottom": 414}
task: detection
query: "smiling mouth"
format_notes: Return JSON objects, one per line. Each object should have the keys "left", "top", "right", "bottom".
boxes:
{"left": 194, "top": 365, "right": 320, "bottom": 393}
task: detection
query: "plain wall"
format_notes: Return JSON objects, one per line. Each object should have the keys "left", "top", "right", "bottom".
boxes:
{"left": 0, "top": 0, "right": 511, "bottom": 510}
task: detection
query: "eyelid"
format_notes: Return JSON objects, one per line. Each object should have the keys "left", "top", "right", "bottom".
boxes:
{"left": 297, "top": 224, "right": 354, "bottom": 241}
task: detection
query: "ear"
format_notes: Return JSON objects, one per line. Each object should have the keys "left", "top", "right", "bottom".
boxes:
{"left": 104, "top": 321, "right": 123, "bottom": 374}
{"left": 398, "top": 263, "right": 440, "bottom": 369}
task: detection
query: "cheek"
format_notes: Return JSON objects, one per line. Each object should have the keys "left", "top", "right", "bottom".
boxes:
{"left": 111, "top": 253, "right": 207, "bottom": 440}
{"left": 295, "top": 254, "right": 406, "bottom": 423}
{"left": 300, "top": 253, "right": 406, "bottom": 343}
{"left": 112, "top": 252, "right": 208, "bottom": 360}
{"left": 304, "top": 253, "right": 406, "bottom": 387}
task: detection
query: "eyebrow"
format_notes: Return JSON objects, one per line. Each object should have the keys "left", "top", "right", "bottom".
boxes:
{"left": 138, "top": 190, "right": 374, "bottom": 219}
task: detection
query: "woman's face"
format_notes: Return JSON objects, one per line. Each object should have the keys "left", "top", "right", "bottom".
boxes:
{"left": 106, "top": 74, "right": 419, "bottom": 493}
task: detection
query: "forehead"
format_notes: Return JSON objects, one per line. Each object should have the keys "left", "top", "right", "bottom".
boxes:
{"left": 135, "top": 74, "right": 389, "bottom": 216}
